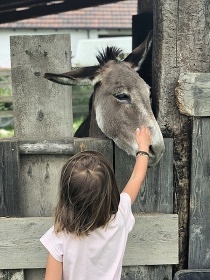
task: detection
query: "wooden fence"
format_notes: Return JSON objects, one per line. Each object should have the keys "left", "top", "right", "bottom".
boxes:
{"left": 0, "top": 34, "right": 178, "bottom": 280}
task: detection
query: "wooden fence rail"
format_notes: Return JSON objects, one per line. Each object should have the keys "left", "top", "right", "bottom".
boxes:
{"left": 0, "top": 215, "right": 178, "bottom": 270}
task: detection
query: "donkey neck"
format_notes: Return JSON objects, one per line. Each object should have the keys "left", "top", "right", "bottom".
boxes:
{"left": 89, "top": 104, "right": 107, "bottom": 138}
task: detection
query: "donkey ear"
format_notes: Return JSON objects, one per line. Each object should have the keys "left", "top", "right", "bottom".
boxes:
{"left": 124, "top": 30, "right": 153, "bottom": 71}
{"left": 44, "top": 65, "right": 100, "bottom": 86}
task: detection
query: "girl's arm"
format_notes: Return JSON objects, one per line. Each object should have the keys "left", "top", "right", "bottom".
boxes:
{"left": 122, "top": 126, "right": 151, "bottom": 204}
{"left": 44, "top": 253, "right": 63, "bottom": 280}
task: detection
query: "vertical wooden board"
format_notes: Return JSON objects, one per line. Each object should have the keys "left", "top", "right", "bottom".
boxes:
{"left": 174, "top": 269, "right": 210, "bottom": 280}
{"left": 0, "top": 141, "right": 23, "bottom": 280}
{"left": 24, "top": 269, "right": 45, "bottom": 280}
{"left": 0, "top": 270, "right": 24, "bottom": 280}
{"left": 115, "top": 139, "right": 173, "bottom": 213}
{"left": 19, "top": 154, "right": 69, "bottom": 217}
{"left": 121, "top": 265, "right": 172, "bottom": 280}
{"left": 10, "top": 34, "right": 73, "bottom": 138}
{"left": 188, "top": 118, "right": 210, "bottom": 269}
{"left": 73, "top": 138, "right": 113, "bottom": 164}
{"left": 115, "top": 139, "right": 174, "bottom": 279}
{"left": 0, "top": 140, "right": 20, "bottom": 216}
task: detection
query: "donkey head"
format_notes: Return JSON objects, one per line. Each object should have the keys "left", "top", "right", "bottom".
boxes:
{"left": 44, "top": 31, "right": 165, "bottom": 166}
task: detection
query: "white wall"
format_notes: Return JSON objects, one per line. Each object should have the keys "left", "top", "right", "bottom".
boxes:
{"left": 0, "top": 28, "right": 131, "bottom": 68}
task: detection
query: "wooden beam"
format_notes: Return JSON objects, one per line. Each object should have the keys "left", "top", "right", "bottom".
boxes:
{"left": 138, "top": 0, "right": 153, "bottom": 13}
{"left": 0, "top": 0, "right": 50, "bottom": 12}
{"left": 174, "top": 269, "right": 210, "bottom": 280}
{"left": 188, "top": 118, "right": 210, "bottom": 269}
{"left": 2, "top": 138, "right": 113, "bottom": 155}
{"left": 0, "top": 214, "right": 178, "bottom": 269}
{"left": 0, "top": 0, "right": 126, "bottom": 24}
{"left": 10, "top": 34, "right": 73, "bottom": 138}
{"left": 176, "top": 73, "right": 210, "bottom": 117}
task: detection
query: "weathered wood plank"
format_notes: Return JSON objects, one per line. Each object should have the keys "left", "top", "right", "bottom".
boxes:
{"left": 174, "top": 269, "right": 210, "bottom": 280}
{"left": 122, "top": 266, "right": 172, "bottom": 280}
{"left": 0, "top": 96, "right": 12, "bottom": 103}
{"left": 0, "top": 111, "right": 13, "bottom": 117}
{"left": 10, "top": 34, "right": 73, "bottom": 138}
{"left": 115, "top": 139, "right": 173, "bottom": 213}
{"left": 0, "top": 214, "right": 178, "bottom": 269}
{"left": 0, "top": 140, "right": 22, "bottom": 278}
{"left": 17, "top": 137, "right": 112, "bottom": 157}
{"left": 188, "top": 118, "right": 210, "bottom": 269}
{"left": 124, "top": 214, "right": 178, "bottom": 266}
{"left": 137, "top": 0, "right": 153, "bottom": 13}
{"left": 176, "top": 73, "right": 210, "bottom": 117}
{"left": 0, "top": 140, "right": 20, "bottom": 217}
{"left": 19, "top": 138, "right": 75, "bottom": 155}
{"left": 0, "top": 270, "right": 24, "bottom": 280}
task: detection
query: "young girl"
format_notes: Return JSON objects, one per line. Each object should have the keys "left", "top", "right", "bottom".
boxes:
{"left": 40, "top": 126, "right": 151, "bottom": 280}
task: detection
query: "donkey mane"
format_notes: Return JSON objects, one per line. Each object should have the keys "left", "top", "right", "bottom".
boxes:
{"left": 96, "top": 46, "right": 122, "bottom": 65}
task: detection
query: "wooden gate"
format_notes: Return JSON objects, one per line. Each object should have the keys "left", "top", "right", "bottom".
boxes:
{"left": 0, "top": 34, "right": 178, "bottom": 280}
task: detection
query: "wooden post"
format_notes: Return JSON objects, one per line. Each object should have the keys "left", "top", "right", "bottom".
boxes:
{"left": 10, "top": 34, "right": 73, "bottom": 138}
{"left": 9, "top": 34, "right": 72, "bottom": 280}
{"left": 175, "top": 72, "right": 210, "bottom": 269}
{"left": 153, "top": 0, "right": 210, "bottom": 270}
{"left": 137, "top": 0, "right": 153, "bottom": 13}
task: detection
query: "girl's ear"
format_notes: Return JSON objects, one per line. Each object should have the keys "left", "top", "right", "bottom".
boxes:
{"left": 44, "top": 65, "right": 101, "bottom": 86}
{"left": 123, "top": 30, "right": 153, "bottom": 71}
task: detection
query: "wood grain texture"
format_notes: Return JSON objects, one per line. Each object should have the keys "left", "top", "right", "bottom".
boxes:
{"left": 115, "top": 139, "right": 173, "bottom": 213}
{"left": 188, "top": 118, "right": 210, "bottom": 269}
{"left": 176, "top": 73, "right": 210, "bottom": 116}
{"left": 10, "top": 34, "right": 73, "bottom": 138}
{"left": 0, "top": 140, "right": 23, "bottom": 279}
{"left": 153, "top": 0, "right": 210, "bottom": 269}
{"left": 0, "top": 140, "right": 20, "bottom": 216}
{"left": 0, "top": 270, "right": 24, "bottom": 280}
{"left": 174, "top": 269, "right": 210, "bottom": 280}
{"left": 138, "top": 0, "right": 153, "bottom": 13}
{"left": 0, "top": 214, "right": 178, "bottom": 269}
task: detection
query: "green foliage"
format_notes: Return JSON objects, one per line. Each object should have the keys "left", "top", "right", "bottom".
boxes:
{"left": 0, "top": 128, "right": 14, "bottom": 138}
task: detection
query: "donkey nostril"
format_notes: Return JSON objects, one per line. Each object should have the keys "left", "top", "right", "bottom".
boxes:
{"left": 149, "top": 145, "right": 155, "bottom": 157}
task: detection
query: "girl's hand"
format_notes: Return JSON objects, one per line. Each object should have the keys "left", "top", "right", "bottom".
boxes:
{"left": 135, "top": 126, "right": 151, "bottom": 152}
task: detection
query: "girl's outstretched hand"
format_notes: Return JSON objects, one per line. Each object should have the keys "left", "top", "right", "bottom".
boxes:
{"left": 135, "top": 126, "right": 151, "bottom": 152}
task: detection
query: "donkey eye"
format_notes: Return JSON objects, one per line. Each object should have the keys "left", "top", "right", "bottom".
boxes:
{"left": 114, "top": 93, "right": 131, "bottom": 103}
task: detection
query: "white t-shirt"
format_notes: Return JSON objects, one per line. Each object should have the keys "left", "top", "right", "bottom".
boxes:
{"left": 40, "top": 192, "right": 135, "bottom": 280}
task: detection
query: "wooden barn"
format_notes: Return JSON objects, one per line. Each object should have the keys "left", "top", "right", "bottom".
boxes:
{"left": 0, "top": 0, "right": 210, "bottom": 280}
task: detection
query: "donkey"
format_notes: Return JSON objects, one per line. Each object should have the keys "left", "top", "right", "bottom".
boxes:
{"left": 44, "top": 31, "right": 165, "bottom": 166}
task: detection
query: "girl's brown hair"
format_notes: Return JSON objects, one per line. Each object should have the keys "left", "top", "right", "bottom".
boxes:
{"left": 54, "top": 150, "right": 120, "bottom": 236}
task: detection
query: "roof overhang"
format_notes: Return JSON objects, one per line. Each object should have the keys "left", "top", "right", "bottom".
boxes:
{"left": 0, "top": 0, "right": 126, "bottom": 24}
